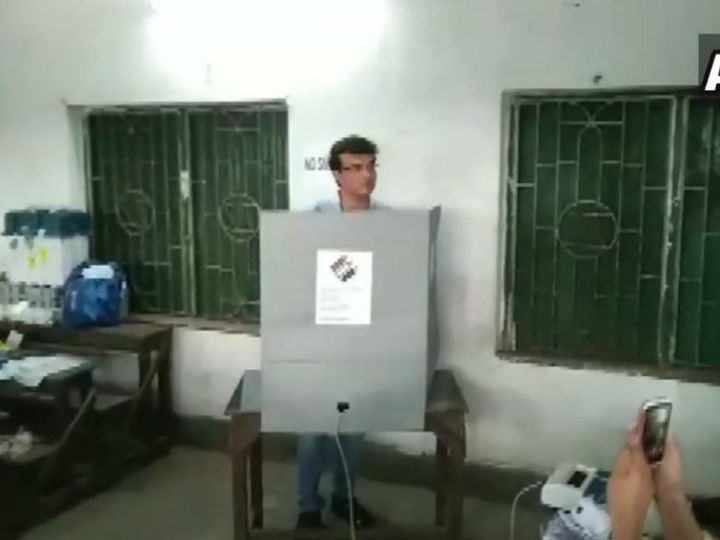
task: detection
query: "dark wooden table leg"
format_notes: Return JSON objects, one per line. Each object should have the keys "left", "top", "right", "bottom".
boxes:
{"left": 428, "top": 412, "right": 466, "bottom": 540}
{"left": 155, "top": 336, "right": 173, "bottom": 436}
{"left": 229, "top": 412, "right": 261, "bottom": 540}
{"left": 250, "top": 435, "right": 263, "bottom": 529}
{"left": 445, "top": 417, "right": 465, "bottom": 540}
{"left": 134, "top": 348, "right": 151, "bottom": 437}
{"left": 233, "top": 449, "right": 251, "bottom": 540}
{"left": 435, "top": 437, "right": 449, "bottom": 527}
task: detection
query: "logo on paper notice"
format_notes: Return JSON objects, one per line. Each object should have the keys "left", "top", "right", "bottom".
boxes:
{"left": 330, "top": 255, "right": 358, "bottom": 282}
{"left": 699, "top": 34, "right": 720, "bottom": 93}
{"left": 315, "top": 250, "right": 373, "bottom": 325}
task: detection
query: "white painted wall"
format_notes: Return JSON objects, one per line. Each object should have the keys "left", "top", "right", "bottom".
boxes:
{"left": 2, "top": 0, "right": 720, "bottom": 495}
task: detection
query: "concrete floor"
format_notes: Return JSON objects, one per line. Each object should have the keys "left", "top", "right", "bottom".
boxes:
{"left": 20, "top": 447, "right": 549, "bottom": 540}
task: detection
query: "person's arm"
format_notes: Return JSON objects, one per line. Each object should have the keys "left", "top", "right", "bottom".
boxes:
{"left": 609, "top": 518, "right": 644, "bottom": 540}
{"left": 654, "top": 436, "right": 705, "bottom": 540}
{"left": 607, "top": 419, "right": 654, "bottom": 540}
{"left": 656, "top": 488, "right": 704, "bottom": 540}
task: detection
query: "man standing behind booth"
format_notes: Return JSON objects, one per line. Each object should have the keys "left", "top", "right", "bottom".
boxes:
{"left": 296, "top": 135, "right": 382, "bottom": 530}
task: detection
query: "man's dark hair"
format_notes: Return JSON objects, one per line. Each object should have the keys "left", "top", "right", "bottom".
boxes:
{"left": 328, "top": 135, "right": 378, "bottom": 172}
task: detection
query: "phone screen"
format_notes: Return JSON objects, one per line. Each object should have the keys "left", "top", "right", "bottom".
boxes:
{"left": 567, "top": 470, "right": 587, "bottom": 488}
{"left": 642, "top": 401, "right": 672, "bottom": 464}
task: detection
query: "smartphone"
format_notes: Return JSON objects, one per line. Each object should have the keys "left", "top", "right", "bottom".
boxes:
{"left": 641, "top": 398, "right": 672, "bottom": 465}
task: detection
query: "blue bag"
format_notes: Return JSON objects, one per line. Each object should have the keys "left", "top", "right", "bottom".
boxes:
{"left": 62, "top": 262, "right": 127, "bottom": 328}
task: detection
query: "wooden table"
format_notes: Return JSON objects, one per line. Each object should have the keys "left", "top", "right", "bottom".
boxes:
{"left": 0, "top": 322, "right": 174, "bottom": 539}
{"left": 0, "top": 353, "right": 95, "bottom": 439}
{"left": 0, "top": 322, "right": 174, "bottom": 449}
{"left": 225, "top": 369, "right": 468, "bottom": 540}
{"left": 0, "top": 353, "right": 96, "bottom": 539}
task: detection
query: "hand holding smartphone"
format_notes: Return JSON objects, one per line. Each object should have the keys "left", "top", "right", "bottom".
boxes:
{"left": 641, "top": 398, "right": 672, "bottom": 466}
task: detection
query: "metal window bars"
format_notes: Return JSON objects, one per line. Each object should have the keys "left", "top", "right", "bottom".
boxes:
{"left": 84, "top": 104, "right": 288, "bottom": 323}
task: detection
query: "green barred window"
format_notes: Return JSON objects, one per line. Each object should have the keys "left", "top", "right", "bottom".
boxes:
{"left": 503, "top": 93, "right": 720, "bottom": 369}
{"left": 85, "top": 104, "right": 288, "bottom": 323}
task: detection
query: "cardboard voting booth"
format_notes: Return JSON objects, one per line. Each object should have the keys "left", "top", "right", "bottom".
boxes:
{"left": 260, "top": 207, "right": 441, "bottom": 433}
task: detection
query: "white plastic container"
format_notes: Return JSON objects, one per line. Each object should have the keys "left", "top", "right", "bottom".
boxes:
{"left": 1, "top": 235, "right": 88, "bottom": 287}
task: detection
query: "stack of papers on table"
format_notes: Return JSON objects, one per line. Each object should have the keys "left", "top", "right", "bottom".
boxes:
{"left": 0, "top": 355, "right": 88, "bottom": 387}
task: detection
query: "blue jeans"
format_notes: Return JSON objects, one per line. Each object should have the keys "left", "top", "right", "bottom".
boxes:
{"left": 297, "top": 434, "right": 364, "bottom": 513}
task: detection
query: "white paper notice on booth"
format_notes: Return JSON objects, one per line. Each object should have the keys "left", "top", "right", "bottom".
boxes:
{"left": 315, "top": 250, "right": 373, "bottom": 325}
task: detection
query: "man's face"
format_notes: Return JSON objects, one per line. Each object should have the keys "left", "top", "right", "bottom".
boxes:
{"left": 333, "top": 153, "right": 377, "bottom": 197}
